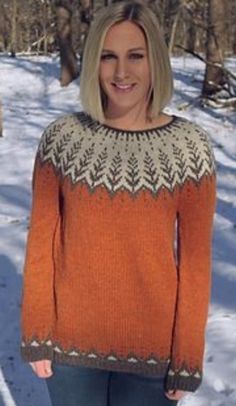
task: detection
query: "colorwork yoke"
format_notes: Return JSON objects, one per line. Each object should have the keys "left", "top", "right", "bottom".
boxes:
{"left": 20, "top": 112, "right": 217, "bottom": 392}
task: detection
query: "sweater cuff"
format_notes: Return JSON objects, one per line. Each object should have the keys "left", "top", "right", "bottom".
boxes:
{"left": 21, "top": 338, "right": 54, "bottom": 362}
{"left": 164, "top": 366, "right": 202, "bottom": 392}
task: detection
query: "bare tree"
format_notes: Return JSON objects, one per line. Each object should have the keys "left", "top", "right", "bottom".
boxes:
{"left": 1, "top": 0, "right": 236, "bottom": 57}
{"left": 0, "top": 2, "right": 10, "bottom": 52}
{"left": 78, "top": 0, "right": 94, "bottom": 61}
{"left": 10, "top": 0, "right": 17, "bottom": 56}
{"left": 42, "top": 0, "right": 49, "bottom": 55}
{"left": 202, "top": 0, "right": 227, "bottom": 98}
{"left": 55, "top": 0, "right": 79, "bottom": 86}
{"left": 168, "top": 2, "right": 182, "bottom": 55}
{"left": 232, "top": 0, "right": 236, "bottom": 54}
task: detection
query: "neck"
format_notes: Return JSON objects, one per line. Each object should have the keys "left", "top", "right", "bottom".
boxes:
{"left": 104, "top": 111, "right": 171, "bottom": 132}
{"left": 104, "top": 105, "right": 153, "bottom": 131}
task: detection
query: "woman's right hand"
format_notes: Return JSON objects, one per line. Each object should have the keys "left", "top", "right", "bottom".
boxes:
{"left": 29, "top": 359, "right": 53, "bottom": 378}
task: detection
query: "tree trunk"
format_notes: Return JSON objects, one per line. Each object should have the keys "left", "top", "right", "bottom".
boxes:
{"left": 10, "top": 0, "right": 17, "bottom": 57}
{"left": 186, "top": 21, "right": 196, "bottom": 53}
{"left": 56, "top": 2, "right": 79, "bottom": 87}
{"left": 42, "top": 1, "right": 48, "bottom": 55}
{"left": 79, "top": 0, "right": 94, "bottom": 66}
{"left": 232, "top": 0, "right": 236, "bottom": 54}
{"left": 202, "top": 0, "right": 226, "bottom": 97}
{"left": 169, "top": 6, "right": 181, "bottom": 55}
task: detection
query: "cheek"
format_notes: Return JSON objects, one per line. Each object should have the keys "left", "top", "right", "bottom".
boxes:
{"left": 98, "top": 66, "right": 104, "bottom": 84}
{"left": 99, "top": 67, "right": 113, "bottom": 97}
{"left": 99, "top": 64, "right": 113, "bottom": 83}
{"left": 141, "top": 72, "right": 152, "bottom": 91}
{"left": 142, "top": 62, "right": 151, "bottom": 83}
{"left": 141, "top": 57, "right": 151, "bottom": 73}
{"left": 132, "top": 62, "right": 151, "bottom": 83}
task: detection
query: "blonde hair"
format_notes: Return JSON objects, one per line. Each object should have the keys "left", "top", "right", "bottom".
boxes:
{"left": 79, "top": 0, "right": 173, "bottom": 123}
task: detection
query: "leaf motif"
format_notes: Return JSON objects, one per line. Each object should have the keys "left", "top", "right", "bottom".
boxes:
{"left": 106, "top": 152, "right": 123, "bottom": 191}
{"left": 143, "top": 151, "right": 160, "bottom": 191}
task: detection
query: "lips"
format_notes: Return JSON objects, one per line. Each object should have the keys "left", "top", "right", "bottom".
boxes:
{"left": 112, "top": 83, "right": 136, "bottom": 92}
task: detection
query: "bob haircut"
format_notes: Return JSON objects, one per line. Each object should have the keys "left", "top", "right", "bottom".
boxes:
{"left": 80, "top": 0, "right": 173, "bottom": 123}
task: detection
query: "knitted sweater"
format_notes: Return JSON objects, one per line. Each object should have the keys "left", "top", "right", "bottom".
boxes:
{"left": 20, "top": 112, "right": 217, "bottom": 392}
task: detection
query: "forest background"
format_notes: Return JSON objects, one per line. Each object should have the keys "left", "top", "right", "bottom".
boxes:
{"left": 0, "top": 0, "right": 235, "bottom": 107}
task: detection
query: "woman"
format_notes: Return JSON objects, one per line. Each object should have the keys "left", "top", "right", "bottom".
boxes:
{"left": 20, "top": 1, "right": 217, "bottom": 405}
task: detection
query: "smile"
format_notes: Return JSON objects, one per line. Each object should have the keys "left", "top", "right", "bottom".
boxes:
{"left": 112, "top": 83, "right": 136, "bottom": 92}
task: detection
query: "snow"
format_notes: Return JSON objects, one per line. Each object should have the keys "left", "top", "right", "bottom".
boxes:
{"left": 0, "top": 54, "right": 235, "bottom": 406}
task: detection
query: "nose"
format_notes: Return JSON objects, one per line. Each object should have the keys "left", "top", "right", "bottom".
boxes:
{"left": 114, "top": 58, "right": 129, "bottom": 81}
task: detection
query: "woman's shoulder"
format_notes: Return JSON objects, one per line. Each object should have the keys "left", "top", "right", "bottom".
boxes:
{"left": 173, "top": 114, "right": 213, "bottom": 144}
{"left": 169, "top": 114, "right": 216, "bottom": 174}
{"left": 38, "top": 111, "right": 86, "bottom": 144}
{"left": 36, "top": 112, "right": 87, "bottom": 162}
{"left": 174, "top": 114, "right": 216, "bottom": 154}
{"left": 41, "top": 112, "right": 85, "bottom": 138}
{"left": 174, "top": 114, "right": 216, "bottom": 174}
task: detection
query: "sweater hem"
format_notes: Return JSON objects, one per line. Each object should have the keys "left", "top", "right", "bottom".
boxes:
{"left": 20, "top": 343, "right": 202, "bottom": 391}
{"left": 165, "top": 374, "right": 202, "bottom": 392}
{"left": 52, "top": 351, "right": 169, "bottom": 377}
{"left": 21, "top": 344, "right": 169, "bottom": 377}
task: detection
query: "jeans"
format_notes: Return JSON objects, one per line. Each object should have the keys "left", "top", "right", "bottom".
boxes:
{"left": 46, "top": 363, "right": 178, "bottom": 406}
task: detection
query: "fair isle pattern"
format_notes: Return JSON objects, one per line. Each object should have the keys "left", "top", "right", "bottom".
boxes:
{"left": 168, "top": 368, "right": 201, "bottom": 380}
{"left": 21, "top": 337, "right": 202, "bottom": 382}
{"left": 21, "top": 337, "right": 169, "bottom": 366}
{"left": 37, "top": 112, "right": 216, "bottom": 196}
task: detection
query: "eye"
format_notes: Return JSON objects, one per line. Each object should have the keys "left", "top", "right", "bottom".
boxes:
{"left": 101, "top": 54, "right": 116, "bottom": 60}
{"left": 100, "top": 53, "right": 145, "bottom": 61}
{"left": 129, "top": 53, "right": 144, "bottom": 59}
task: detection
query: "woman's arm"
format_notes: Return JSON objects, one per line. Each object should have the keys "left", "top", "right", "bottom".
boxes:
{"left": 165, "top": 132, "right": 217, "bottom": 393}
{"left": 20, "top": 121, "right": 62, "bottom": 363}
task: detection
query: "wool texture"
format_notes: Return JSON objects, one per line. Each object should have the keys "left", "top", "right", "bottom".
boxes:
{"left": 20, "top": 112, "right": 217, "bottom": 392}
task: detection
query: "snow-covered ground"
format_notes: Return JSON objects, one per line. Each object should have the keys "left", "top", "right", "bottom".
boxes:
{"left": 0, "top": 54, "right": 235, "bottom": 406}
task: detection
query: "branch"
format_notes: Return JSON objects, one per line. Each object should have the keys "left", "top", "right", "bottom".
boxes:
{"left": 175, "top": 44, "right": 236, "bottom": 82}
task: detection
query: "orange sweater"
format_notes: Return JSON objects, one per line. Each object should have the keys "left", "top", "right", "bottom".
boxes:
{"left": 20, "top": 112, "right": 217, "bottom": 392}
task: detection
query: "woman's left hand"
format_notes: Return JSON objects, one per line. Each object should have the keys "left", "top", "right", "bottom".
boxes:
{"left": 165, "top": 390, "right": 189, "bottom": 401}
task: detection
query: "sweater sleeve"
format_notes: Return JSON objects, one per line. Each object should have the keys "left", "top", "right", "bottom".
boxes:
{"left": 165, "top": 136, "right": 217, "bottom": 392}
{"left": 20, "top": 127, "right": 61, "bottom": 362}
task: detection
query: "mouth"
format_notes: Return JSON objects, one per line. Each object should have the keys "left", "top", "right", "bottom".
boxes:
{"left": 112, "top": 83, "right": 136, "bottom": 92}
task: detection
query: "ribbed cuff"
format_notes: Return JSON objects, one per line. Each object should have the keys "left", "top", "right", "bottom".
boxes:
{"left": 21, "top": 343, "right": 54, "bottom": 363}
{"left": 164, "top": 363, "right": 203, "bottom": 393}
{"left": 165, "top": 373, "right": 202, "bottom": 392}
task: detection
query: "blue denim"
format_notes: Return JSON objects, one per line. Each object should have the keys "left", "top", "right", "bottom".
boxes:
{"left": 46, "top": 363, "right": 178, "bottom": 406}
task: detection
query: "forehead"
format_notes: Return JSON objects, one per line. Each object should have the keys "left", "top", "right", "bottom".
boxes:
{"left": 103, "top": 21, "right": 147, "bottom": 49}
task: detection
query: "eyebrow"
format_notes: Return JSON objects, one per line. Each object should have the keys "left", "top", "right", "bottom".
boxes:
{"left": 101, "top": 47, "right": 146, "bottom": 53}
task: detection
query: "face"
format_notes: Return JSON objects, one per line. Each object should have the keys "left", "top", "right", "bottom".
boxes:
{"left": 99, "top": 21, "right": 152, "bottom": 118}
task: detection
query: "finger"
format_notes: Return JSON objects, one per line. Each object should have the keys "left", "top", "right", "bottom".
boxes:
{"left": 29, "top": 361, "right": 53, "bottom": 378}
{"left": 165, "top": 395, "right": 178, "bottom": 400}
{"left": 44, "top": 360, "right": 53, "bottom": 376}
{"left": 165, "top": 390, "right": 174, "bottom": 400}
{"left": 165, "top": 393, "right": 176, "bottom": 400}
{"left": 37, "top": 360, "right": 53, "bottom": 378}
{"left": 165, "top": 391, "right": 186, "bottom": 401}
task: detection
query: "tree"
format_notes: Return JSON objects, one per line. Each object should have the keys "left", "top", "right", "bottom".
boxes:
{"left": 55, "top": 0, "right": 79, "bottom": 86}
{"left": 42, "top": 0, "right": 49, "bottom": 55}
{"left": 78, "top": 0, "right": 94, "bottom": 63}
{"left": 10, "top": 0, "right": 17, "bottom": 57}
{"left": 202, "top": 0, "right": 227, "bottom": 99}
